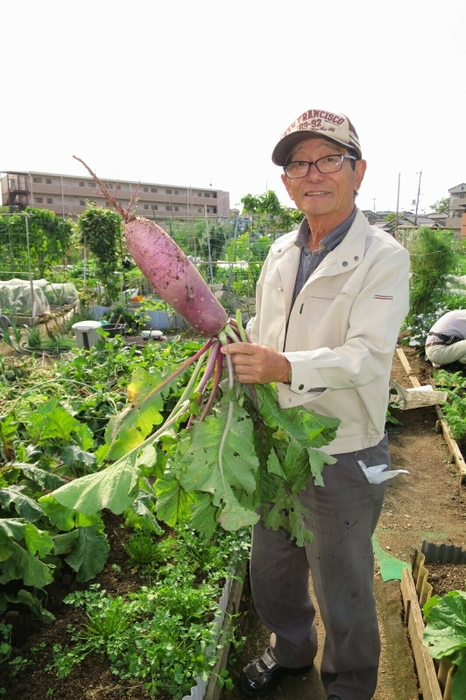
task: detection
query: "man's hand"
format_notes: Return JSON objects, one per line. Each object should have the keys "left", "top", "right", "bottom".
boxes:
{"left": 220, "top": 342, "right": 291, "bottom": 384}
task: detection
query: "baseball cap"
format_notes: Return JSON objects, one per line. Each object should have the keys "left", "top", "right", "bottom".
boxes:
{"left": 272, "top": 109, "right": 362, "bottom": 165}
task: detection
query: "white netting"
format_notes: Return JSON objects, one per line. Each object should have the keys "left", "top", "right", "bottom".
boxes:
{"left": 44, "top": 282, "right": 79, "bottom": 306}
{"left": 0, "top": 279, "right": 50, "bottom": 316}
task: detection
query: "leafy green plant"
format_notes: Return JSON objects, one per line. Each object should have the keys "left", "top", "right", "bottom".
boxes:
{"left": 49, "top": 527, "right": 249, "bottom": 696}
{"left": 47, "top": 313, "right": 339, "bottom": 547}
{"left": 77, "top": 205, "right": 124, "bottom": 304}
{"left": 423, "top": 590, "right": 466, "bottom": 700}
{"left": 0, "top": 623, "right": 12, "bottom": 663}
{"left": 124, "top": 532, "right": 159, "bottom": 567}
{"left": 407, "top": 228, "right": 459, "bottom": 322}
{"left": 0, "top": 209, "right": 74, "bottom": 279}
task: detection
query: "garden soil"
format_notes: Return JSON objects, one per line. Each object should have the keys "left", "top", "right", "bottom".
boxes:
{"left": 1, "top": 346, "right": 466, "bottom": 700}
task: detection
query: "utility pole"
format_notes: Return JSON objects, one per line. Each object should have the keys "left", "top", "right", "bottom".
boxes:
{"left": 414, "top": 171, "right": 422, "bottom": 226}
{"left": 395, "top": 173, "right": 401, "bottom": 240}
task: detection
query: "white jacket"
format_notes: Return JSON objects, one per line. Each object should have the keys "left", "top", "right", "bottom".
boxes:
{"left": 250, "top": 209, "right": 410, "bottom": 455}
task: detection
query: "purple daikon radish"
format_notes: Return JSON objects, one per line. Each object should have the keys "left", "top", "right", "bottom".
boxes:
{"left": 73, "top": 156, "right": 228, "bottom": 337}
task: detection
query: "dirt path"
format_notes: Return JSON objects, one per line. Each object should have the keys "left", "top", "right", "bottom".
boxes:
{"left": 220, "top": 347, "right": 466, "bottom": 700}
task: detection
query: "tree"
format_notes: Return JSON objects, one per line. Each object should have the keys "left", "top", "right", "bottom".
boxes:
{"left": 407, "top": 227, "right": 459, "bottom": 320}
{"left": 430, "top": 197, "right": 450, "bottom": 215}
{"left": 241, "top": 191, "right": 302, "bottom": 235}
{"left": 0, "top": 208, "right": 74, "bottom": 278}
{"left": 77, "top": 205, "right": 124, "bottom": 304}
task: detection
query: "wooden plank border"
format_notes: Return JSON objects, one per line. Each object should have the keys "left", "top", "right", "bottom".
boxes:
{"left": 205, "top": 559, "right": 247, "bottom": 700}
{"left": 401, "top": 551, "right": 456, "bottom": 700}
{"left": 401, "top": 567, "right": 443, "bottom": 700}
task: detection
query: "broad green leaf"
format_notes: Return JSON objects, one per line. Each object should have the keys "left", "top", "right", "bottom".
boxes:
{"left": 61, "top": 444, "right": 97, "bottom": 471}
{"left": 254, "top": 384, "right": 339, "bottom": 447}
{"left": 0, "top": 518, "right": 28, "bottom": 541}
{"left": 6, "top": 589, "right": 55, "bottom": 624}
{"left": 27, "top": 399, "right": 81, "bottom": 443}
{"left": 9, "top": 463, "right": 66, "bottom": 491}
{"left": 23, "top": 522, "right": 54, "bottom": 558}
{"left": 154, "top": 473, "right": 197, "bottom": 527}
{"left": 64, "top": 525, "right": 110, "bottom": 582}
{"left": 307, "top": 448, "right": 336, "bottom": 487}
{"left": 0, "top": 541, "right": 53, "bottom": 587}
{"left": 423, "top": 590, "right": 466, "bottom": 658}
{"left": 105, "top": 368, "right": 167, "bottom": 459}
{"left": 189, "top": 493, "right": 219, "bottom": 541}
{"left": 266, "top": 449, "right": 286, "bottom": 479}
{"left": 179, "top": 400, "right": 259, "bottom": 497}
{"left": 48, "top": 454, "right": 141, "bottom": 515}
{"left": 217, "top": 491, "right": 260, "bottom": 532}
{"left": 40, "top": 495, "right": 100, "bottom": 531}
{"left": 452, "top": 657, "right": 466, "bottom": 700}
{"left": 127, "top": 490, "right": 164, "bottom": 535}
{"left": 0, "top": 486, "right": 44, "bottom": 522}
{"left": 52, "top": 529, "right": 80, "bottom": 555}
{"left": 262, "top": 493, "right": 314, "bottom": 547}
{"left": 72, "top": 422, "right": 95, "bottom": 451}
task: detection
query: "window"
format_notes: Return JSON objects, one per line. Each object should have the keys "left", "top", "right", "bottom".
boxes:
{"left": 213, "top": 207, "right": 217, "bottom": 214}
{"left": 80, "top": 200, "right": 86, "bottom": 206}
{"left": 213, "top": 192, "right": 217, "bottom": 198}
{"left": 198, "top": 207, "right": 202, "bottom": 213}
{"left": 33, "top": 177, "right": 43, "bottom": 183}
{"left": 79, "top": 181, "right": 85, "bottom": 187}
{"left": 45, "top": 178, "right": 52, "bottom": 184}
{"left": 35, "top": 197, "right": 43, "bottom": 203}
{"left": 46, "top": 198, "right": 53, "bottom": 204}
{"left": 88, "top": 181, "right": 94, "bottom": 187}
{"left": 206, "top": 208, "right": 210, "bottom": 213}
{"left": 151, "top": 187, "right": 158, "bottom": 193}
{"left": 144, "top": 204, "right": 149, "bottom": 209}
{"left": 143, "top": 187, "right": 149, "bottom": 192}
{"left": 166, "top": 205, "right": 172, "bottom": 211}
{"left": 174, "top": 190, "right": 179, "bottom": 195}
{"left": 166, "top": 189, "right": 172, "bottom": 194}
{"left": 174, "top": 206, "right": 179, "bottom": 211}
{"left": 151, "top": 205, "right": 158, "bottom": 211}
{"left": 204, "top": 193, "right": 210, "bottom": 198}
{"left": 198, "top": 192, "right": 202, "bottom": 197}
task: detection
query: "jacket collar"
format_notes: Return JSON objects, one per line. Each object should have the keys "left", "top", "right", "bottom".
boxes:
{"left": 271, "top": 208, "right": 368, "bottom": 278}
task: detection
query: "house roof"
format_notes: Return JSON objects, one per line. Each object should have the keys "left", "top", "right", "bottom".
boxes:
{"left": 448, "top": 183, "right": 466, "bottom": 193}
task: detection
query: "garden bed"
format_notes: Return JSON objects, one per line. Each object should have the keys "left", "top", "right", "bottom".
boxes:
{"left": 396, "top": 347, "right": 466, "bottom": 482}
{"left": 0, "top": 513, "right": 249, "bottom": 700}
{"left": 401, "top": 546, "right": 466, "bottom": 700}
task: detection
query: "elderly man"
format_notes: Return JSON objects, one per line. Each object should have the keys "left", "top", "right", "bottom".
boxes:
{"left": 425, "top": 309, "right": 466, "bottom": 368}
{"left": 221, "top": 109, "right": 410, "bottom": 700}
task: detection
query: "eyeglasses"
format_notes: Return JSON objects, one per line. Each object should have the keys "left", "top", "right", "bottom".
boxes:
{"left": 283, "top": 154, "right": 357, "bottom": 179}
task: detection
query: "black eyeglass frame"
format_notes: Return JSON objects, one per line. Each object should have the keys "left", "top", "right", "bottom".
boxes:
{"left": 283, "top": 154, "right": 357, "bottom": 179}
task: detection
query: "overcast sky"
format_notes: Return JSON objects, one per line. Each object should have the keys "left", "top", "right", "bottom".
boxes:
{"left": 2, "top": 0, "right": 465, "bottom": 216}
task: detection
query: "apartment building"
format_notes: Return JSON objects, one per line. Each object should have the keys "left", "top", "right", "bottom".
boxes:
{"left": 446, "top": 182, "right": 466, "bottom": 236}
{"left": 1, "top": 170, "right": 231, "bottom": 221}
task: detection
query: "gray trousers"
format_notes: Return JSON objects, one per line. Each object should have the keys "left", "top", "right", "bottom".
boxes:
{"left": 250, "top": 436, "right": 389, "bottom": 700}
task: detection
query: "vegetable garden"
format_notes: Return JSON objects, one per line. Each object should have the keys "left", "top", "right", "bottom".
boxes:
{"left": 1, "top": 195, "right": 466, "bottom": 700}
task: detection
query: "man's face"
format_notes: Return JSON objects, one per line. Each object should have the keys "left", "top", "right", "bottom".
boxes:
{"left": 281, "top": 137, "right": 367, "bottom": 227}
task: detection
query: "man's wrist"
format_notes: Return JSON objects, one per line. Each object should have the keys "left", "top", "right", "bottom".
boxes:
{"left": 284, "top": 360, "right": 292, "bottom": 385}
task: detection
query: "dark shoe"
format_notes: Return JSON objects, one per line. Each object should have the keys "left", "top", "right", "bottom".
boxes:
{"left": 238, "top": 646, "right": 312, "bottom": 696}
{"left": 327, "top": 696, "right": 343, "bottom": 700}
